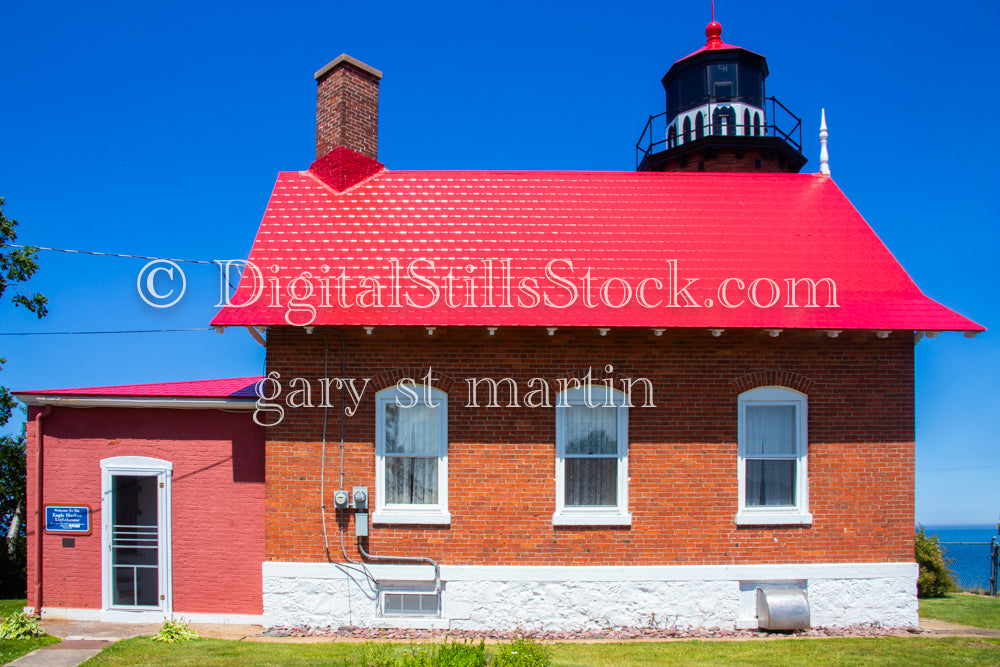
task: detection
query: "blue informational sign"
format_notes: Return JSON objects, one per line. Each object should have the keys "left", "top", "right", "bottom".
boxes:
{"left": 44, "top": 505, "right": 91, "bottom": 534}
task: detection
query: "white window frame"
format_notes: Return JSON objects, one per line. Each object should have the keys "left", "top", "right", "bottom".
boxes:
{"left": 374, "top": 385, "right": 450, "bottom": 525}
{"left": 378, "top": 580, "right": 441, "bottom": 618}
{"left": 553, "top": 385, "right": 631, "bottom": 526}
{"left": 100, "top": 456, "right": 173, "bottom": 620}
{"left": 736, "top": 386, "right": 811, "bottom": 525}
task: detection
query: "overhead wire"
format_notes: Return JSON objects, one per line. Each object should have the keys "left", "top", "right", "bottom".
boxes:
{"left": 0, "top": 242, "right": 242, "bottom": 298}
{"left": 0, "top": 243, "right": 215, "bottom": 265}
{"left": 0, "top": 328, "right": 214, "bottom": 336}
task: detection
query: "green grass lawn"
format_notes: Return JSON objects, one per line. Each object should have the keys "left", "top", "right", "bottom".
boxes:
{"left": 551, "top": 638, "right": 1000, "bottom": 666}
{"left": 0, "top": 599, "right": 61, "bottom": 664}
{"left": 920, "top": 593, "right": 1000, "bottom": 631}
{"left": 0, "top": 634, "right": 60, "bottom": 664}
{"left": 0, "top": 635, "right": 59, "bottom": 665}
{"left": 81, "top": 636, "right": 1000, "bottom": 667}
{"left": 0, "top": 598, "right": 26, "bottom": 617}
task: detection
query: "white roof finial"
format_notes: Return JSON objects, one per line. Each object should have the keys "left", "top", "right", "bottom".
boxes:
{"left": 819, "top": 108, "right": 830, "bottom": 176}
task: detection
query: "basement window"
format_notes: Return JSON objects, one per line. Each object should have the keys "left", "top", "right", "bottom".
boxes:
{"left": 380, "top": 582, "right": 440, "bottom": 617}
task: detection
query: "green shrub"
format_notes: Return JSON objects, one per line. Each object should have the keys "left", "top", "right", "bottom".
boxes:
{"left": 359, "top": 639, "right": 499, "bottom": 667}
{"left": 400, "top": 649, "right": 436, "bottom": 667}
{"left": 394, "top": 640, "right": 486, "bottom": 667}
{"left": 360, "top": 642, "right": 398, "bottom": 667}
{"left": 0, "top": 611, "right": 44, "bottom": 639}
{"left": 490, "top": 638, "right": 550, "bottom": 667}
{"left": 434, "top": 639, "right": 486, "bottom": 667}
{"left": 151, "top": 617, "right": 198, "bottom": 642}
{"left": 916, "top": 526, "right": 955, "bottom": 598}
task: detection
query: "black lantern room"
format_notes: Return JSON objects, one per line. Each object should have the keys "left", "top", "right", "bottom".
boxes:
{"left": 636, "top": 21, "right": 807, "bottom": 173}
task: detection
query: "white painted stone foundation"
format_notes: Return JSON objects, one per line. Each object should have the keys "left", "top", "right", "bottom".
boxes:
{"left": 262, "top": 562, "right": 917, "bottom": 630}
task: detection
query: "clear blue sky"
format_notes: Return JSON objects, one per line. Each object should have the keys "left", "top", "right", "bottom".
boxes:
{"left": 1, "top": 0, "right": 996, "bottom": 526}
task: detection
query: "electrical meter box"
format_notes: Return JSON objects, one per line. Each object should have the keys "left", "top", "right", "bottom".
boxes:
{"left": 353, "top": 486, "right": 369, "bottom": 510}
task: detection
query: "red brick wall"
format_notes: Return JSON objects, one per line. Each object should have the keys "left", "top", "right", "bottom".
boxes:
{"left": 25, "top": 407, "right": 264, "bottom": 615}
{"left": 264, "top": 327, "right": 914, "bottom": 566}
{"left": 656, "top": 146, "right": 796, "bottom": 173}
{"left": 316, "top": 58, "right": 380, "bottom": 160}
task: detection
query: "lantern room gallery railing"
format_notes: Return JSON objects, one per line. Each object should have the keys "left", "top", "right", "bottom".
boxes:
{"left": 636, "top": 96, "right": 803, "bottom": 170}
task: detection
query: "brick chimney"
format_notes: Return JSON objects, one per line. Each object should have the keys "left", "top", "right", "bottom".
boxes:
{"left": 314, "top": 54, "right": 382, "bottom": 160}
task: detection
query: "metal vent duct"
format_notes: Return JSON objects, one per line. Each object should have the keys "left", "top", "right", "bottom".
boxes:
{"left": 756, "top": 586, "right": 810, "bottom": 630}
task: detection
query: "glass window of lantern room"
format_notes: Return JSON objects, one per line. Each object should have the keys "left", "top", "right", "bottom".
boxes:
{"left": 678, "top": 67, "right": 706, "bottom": 110}
{"left": 709, "top": 62, "right": 736, "bottom": 101}
{"left": 739, "top": 64, "right": 763, "bottom": 106}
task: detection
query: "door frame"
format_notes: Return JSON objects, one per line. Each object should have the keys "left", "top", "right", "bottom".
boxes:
{"left": 100, "top": 456, "right": 172, "bottom": 621}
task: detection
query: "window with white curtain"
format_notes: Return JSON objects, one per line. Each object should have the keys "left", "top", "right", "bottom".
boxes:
{"left": 553, "top": 386, "right": 630, "bottom": 526}
{"left": 736, "top": 386, "right": 811, "bottom": 525}
{"left": 374, "top": 385, "right": 450, "bottom": 525}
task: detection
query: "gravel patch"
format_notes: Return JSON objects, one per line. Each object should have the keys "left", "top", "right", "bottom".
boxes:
{"left": 262, "top": 623, "right": 922, "bottom": 641}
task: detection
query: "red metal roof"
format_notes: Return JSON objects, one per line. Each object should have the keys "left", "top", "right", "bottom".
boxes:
{"left": 672, "top": 41, "right": 762, "bottom": 66}
{"left": 670, "top": 21, "right": 765, "bottom": 68}
{"left": 15, "top": 377, "right": 261, "bottom": 399}
{"left": 210, "top": 168, "right": 982, "bottom": 332}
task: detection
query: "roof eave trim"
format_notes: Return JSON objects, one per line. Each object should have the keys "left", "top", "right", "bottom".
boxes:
{"left": 204, "top": 321, "right": 985, "bottom": 333}
{"left": 15, "top": 395, "right": 258, "bottom": 410}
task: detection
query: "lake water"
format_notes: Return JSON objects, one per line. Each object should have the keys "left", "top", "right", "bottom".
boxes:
{"left": 923, "top": 525, "right": 997, "bottom": 592}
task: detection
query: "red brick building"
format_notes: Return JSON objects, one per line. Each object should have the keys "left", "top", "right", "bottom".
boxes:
{"left": 18, "top": 22, "right": 981, "bottom": 630}
{"left": 20, "top": 379, "right": 264, "bottom": 623}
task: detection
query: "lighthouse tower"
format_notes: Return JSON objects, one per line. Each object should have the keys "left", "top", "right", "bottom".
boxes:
{"left": 636, "top": 19, "right": 807, "bottom": 173}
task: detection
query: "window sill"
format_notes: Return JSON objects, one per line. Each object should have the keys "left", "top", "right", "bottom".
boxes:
{"left": 734, "top": 511, "right": 812, "bottom": 526}
{"left": 552, "top": 511, "right": 632, "bottom": 527}
{"left": 372, "top": 510, "right": 451, "bottom": 526}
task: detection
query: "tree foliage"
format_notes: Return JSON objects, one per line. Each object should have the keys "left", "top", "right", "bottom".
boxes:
{"left": 916, "top": 526, "right": 955, "bottom": 598}
{"left": 0, "top": 197, "right": 47, "bottom": 596}
{"left": 1, "top": 197, "right": 47, "bottom": 428}
{"left": 0, "top": 198, "right": 47, "bottom": 319}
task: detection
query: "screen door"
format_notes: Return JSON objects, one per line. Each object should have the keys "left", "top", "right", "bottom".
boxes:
{"left": 110, "top": 474, "right": 160, "bottom": 606}
{"left": 101, "top": 457, "right": 171, "bottom": 614}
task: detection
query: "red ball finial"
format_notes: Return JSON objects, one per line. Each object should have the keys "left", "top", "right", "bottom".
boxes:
{"left": 705, "top": 20, "right": 723, "bottom": 49}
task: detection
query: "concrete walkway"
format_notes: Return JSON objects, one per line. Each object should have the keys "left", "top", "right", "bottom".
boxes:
{"left": 7, "top": 639, "right": 113, "bottom": 667}
{"left": 918, "top": 617, "right": 1000, "bottom": 638}
{"left": 5, "top": 619, "right": 263, "bottom": 666}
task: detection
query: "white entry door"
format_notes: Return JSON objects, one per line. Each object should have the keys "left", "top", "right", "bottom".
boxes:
{"left": 101, "top": 457, "right": 172, "bottom": 618}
